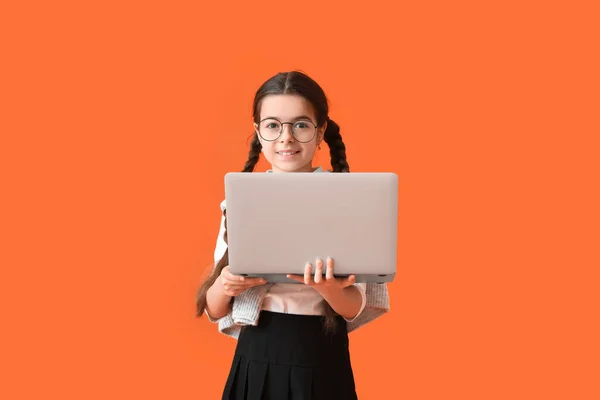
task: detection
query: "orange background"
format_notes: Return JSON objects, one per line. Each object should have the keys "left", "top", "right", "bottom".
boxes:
{"left": 1, "top": 0, "right": 599, "bottom": 399}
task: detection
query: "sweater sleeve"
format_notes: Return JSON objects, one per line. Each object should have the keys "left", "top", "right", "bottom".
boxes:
{"left": 346, "top": 282, "right": 390, "bottom": 332}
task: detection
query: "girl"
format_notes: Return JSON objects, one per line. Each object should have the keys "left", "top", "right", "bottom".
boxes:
{"left": 196, "top": 71, "right": 390, "bottom": 400}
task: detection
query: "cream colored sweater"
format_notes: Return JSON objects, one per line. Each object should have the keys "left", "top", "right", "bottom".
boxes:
{"left": 210, "top": 281, "right": 390, "bottom": 339}
{"left": 207, "top": 167, "right": 391, "bottom": 339}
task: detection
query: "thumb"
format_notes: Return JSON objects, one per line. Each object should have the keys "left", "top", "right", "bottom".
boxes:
{"left": 342, "top": 275, "right": 356, "bottom": 288}
{"left": 221, "top": 265, "right": 231, "bottom": 277}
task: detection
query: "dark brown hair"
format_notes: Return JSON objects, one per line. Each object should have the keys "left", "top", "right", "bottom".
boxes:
{"left": 196, "top": 71, "right": 350, "bottom": 333}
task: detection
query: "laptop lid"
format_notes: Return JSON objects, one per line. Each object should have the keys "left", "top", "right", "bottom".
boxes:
{"left": 224, "top": 172, "right": 398, "bottom": 283}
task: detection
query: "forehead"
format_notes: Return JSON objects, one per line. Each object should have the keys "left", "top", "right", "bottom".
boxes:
{"left": 259, "top": 94, "right": 316, "bottom": 120}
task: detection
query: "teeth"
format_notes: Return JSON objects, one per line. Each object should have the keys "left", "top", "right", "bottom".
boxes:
{"left": 279, "top": 151, "right": 297, "bottom": 155}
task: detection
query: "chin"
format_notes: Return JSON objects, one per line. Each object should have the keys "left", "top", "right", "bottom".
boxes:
{"left": 272, "top": 161, "right": 310, "bottom": 173}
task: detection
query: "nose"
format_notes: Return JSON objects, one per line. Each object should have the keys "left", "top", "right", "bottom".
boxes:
{"left": 279, "top": 123, "right": 295, "bottom": 142}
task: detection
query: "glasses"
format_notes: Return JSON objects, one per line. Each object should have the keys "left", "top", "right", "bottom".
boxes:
{"left": 256, "top": 118, "right": 317, "bottom": 143}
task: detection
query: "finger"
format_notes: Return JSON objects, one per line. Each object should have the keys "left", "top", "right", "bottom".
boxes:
{"left": 342, "top": 274, "right": 356, "bottom": 288}
{"left": 223, "top": 267, "right": 245, "bottom": 282}
{"left": 225, "top": 278, "right": 265, "bottom": 288}
{"left": 224, "top": 280, "right": 265, "bottom": 296}
{"left": 222, "top": 281, "right": 246, "bottom": 290}
{"left": 222, "top": 281, "right": 236, "bottom": 293}
{"left": 304, "top": 263, "right": 312, "bottom": 285}
{"left": 241, "top": 277, "right": 266, "bottom": 286}
{"left": 314, "top": 258, "right": 323, "bottom": 283}
{"left": 286, "top": 274, "right": 305, "bottom": 283}
{"left": 247, "top": 278, "right": 267, "bottom": 287}
{"left": 326, "top": 257, "right": 334, "bottom": 280}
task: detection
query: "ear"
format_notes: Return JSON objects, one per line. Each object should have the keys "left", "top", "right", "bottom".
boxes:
{"left": 254, "top": 124, "right": 266, "bottom": 151}
{"left": 317, "top": 120, "right": 327, "bottom": 145}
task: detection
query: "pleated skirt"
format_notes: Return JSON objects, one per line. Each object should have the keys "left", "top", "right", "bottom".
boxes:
{"left": 222, "top": 311, "right": 358, "bottom": 400}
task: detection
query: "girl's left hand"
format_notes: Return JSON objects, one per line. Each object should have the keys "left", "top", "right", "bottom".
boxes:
{"left": 286, "top": 258, "right": 356, "bottom": 294}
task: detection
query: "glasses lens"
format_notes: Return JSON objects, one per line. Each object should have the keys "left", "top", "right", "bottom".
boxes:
{"left": 292, "top": 120, "right": 316, "bottom": 142}
{"left": 258, "top": 119, "right": 282, "bottom": 140}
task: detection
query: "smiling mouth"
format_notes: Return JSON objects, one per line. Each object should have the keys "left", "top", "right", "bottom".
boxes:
{"left": 277, "top": 151, "right": 300, "bottom": 156}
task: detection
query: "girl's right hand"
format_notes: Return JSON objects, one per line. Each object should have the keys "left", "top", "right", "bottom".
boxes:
{"left": 218, "top": 266, "right": 267, "bottom": 297}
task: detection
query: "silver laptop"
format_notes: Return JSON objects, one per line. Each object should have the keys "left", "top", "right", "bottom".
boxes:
{"left": 224, "top": 172, "right": 398, "bottom": 283}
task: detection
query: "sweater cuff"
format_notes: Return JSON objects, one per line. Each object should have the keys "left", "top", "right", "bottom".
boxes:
{"left": 205, "top": 309, "right": 223, "bottom": 323}
{"left": 344, "top": 283, "right": 367, "bottom": 323}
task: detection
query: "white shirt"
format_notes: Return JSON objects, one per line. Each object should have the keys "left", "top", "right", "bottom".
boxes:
{"left": 212, "top": 167, "right": 367, "bottom": 322}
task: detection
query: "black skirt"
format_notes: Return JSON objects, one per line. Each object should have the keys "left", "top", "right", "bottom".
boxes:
{"left": 222, "top": 311, "right": 358, "bottom": 400}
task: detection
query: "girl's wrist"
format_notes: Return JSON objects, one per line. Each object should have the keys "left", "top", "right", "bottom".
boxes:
{"left": 318, "top": 285, "right": 362, "bottom": 319}
{"left": 209, "top": 278, "right": 232, "bottom": 300}
{"left": 315, "top": 284, "right": 346, "bottom": 300}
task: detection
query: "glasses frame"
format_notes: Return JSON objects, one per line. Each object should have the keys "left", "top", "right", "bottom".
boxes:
{"left": 256, "top": 117, "right": 318, "bottom": 143}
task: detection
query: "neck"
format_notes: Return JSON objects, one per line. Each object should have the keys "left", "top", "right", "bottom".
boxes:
{"left": 272, "top": 164, "right": 318, "bottom": 173}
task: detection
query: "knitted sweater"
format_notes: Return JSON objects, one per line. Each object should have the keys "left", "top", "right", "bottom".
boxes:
{"left": 208, "top": 167, "right": 391, "bottom": 339}
{"left": 212, "top": 281, "right": 390, "bottom": 339}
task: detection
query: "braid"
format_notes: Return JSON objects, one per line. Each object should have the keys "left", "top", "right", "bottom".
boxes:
{"left": 322, "top": 300, "right": 339, "bottom": 334}
{"left": 197, "top": 135, "right": 260, "bottom": 317}
{"left": 320, "top": 117, "right": 351, "bottom": 334}
{"left": 242, "top": 134, "right": 262, "bottom": 172}
{"left": 196, "top": 211, "right": 230, "bottom": 317}
{"left": 323, "top": 118, "right": 350, "bottom": 172}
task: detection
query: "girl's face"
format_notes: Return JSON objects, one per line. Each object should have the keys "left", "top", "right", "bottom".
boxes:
{"left": 254, "top": 94, "right": 326, "bottom": 173}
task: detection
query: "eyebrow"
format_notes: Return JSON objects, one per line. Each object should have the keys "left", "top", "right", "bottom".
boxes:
{"left": 263, "top": 115, "right": 314, "bottom": 121}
